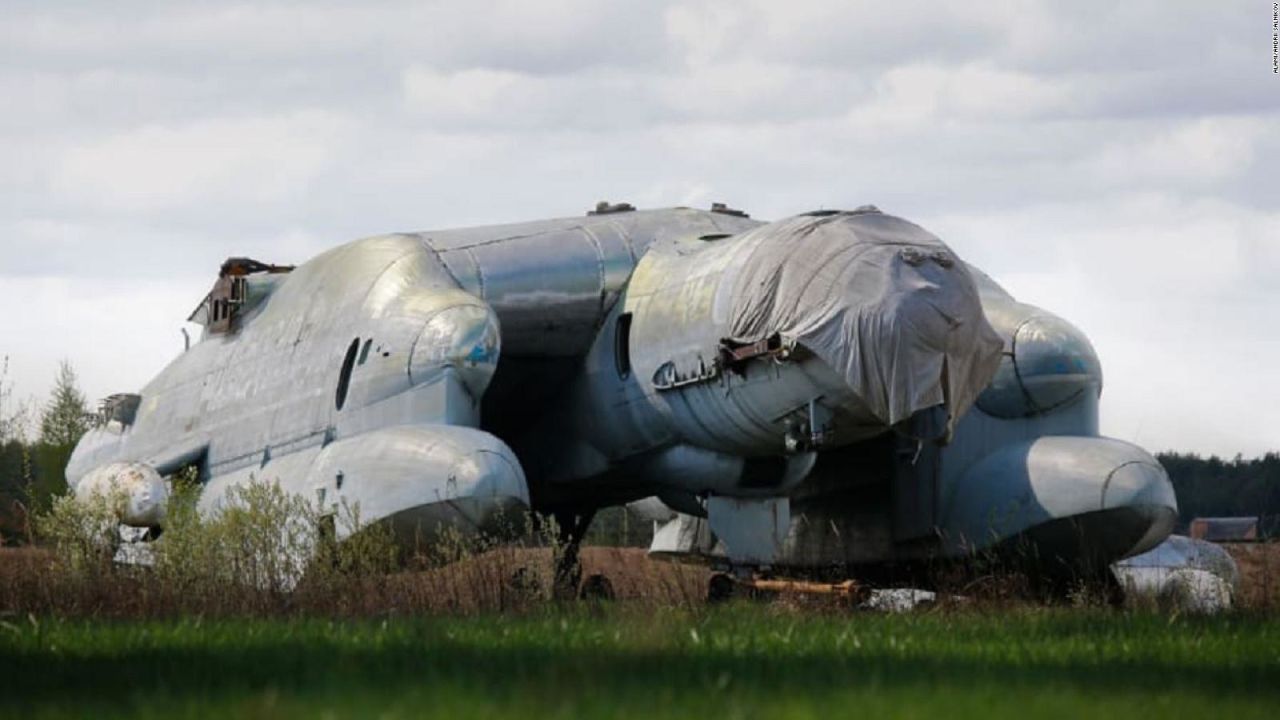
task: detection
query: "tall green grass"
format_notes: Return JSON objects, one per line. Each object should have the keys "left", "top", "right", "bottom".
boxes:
{"left": 1, "top": 606, "right": 1277, "bottom": 719}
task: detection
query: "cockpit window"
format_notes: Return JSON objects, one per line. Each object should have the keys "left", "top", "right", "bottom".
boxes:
{"left": 335, "top": 338, "right": 360, "bottom": 411}
{"left": 615, "top": 313, "right": 633, "bottom": 379}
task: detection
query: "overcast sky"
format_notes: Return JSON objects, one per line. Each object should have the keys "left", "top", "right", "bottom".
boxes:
{"left": 1, "top": 1, "right": 1276, "bottom": 457}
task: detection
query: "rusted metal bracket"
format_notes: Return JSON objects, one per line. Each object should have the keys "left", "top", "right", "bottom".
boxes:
{"left": 709, "top": 572, "right": 871, "bottom": 604}
{"left": 718, "top": 333, "right": 792, "bottom": 376}
{"left": 652, "top": 335, "right": 800, "bottom": 392}
{"left": 193, "top": 257, "right": 296, "bottom": 334}
{"left": 745, "top": 577, "right": 868, "bottom": 600}
{"left": 219, "top": 257, "right": 294, "bottom": 277}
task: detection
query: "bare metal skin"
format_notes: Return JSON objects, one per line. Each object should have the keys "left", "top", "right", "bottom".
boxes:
{"left": 67, "top": 205, "right": 1175, "bottom": 578}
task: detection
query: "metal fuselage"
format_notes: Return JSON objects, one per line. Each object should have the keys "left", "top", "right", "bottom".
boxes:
{"left": 68, "top": 206, "right": 1176, "bottom": 574}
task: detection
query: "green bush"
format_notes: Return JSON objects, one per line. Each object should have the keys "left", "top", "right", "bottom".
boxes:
{"left": 21, "top": 477, "right": 402, "bottom": 616}
{"left": 35, "top": 490, "right": 121, "bottom": 576}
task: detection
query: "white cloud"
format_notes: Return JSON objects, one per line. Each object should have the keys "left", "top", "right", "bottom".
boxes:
{"left": 52, "top": 111, "right": 353, "bottom": 213}
{"left": 664, "top": 0, "right": 1011, "bottom": 70}
{"left": 401, "top": 61, "right": 857, "bottom": 131}
{"left": 931, "top": 195, "right": 1277, "bottom": 295}
{"left": 845, "top": 62, "right": 1070, "bottom": 132}
{"left": 1085, "top": 117, "right": 1265, "bottom": 187}
{"left": 0, "top": 276, "right": 201, "bottom": 420}
{"left": 403, "top": 67, "right": 527, "bottom": 121}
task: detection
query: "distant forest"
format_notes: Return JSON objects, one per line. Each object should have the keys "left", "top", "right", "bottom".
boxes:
{"left": 1157, "top": 452, "right": 1280, "bottom": 535}
{"left": 0, "top": 359, "right": 1276, "bottom": 544}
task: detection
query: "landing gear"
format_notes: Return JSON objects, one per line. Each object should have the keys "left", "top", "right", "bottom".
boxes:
{"left": 579, "top": 573, "right": 616, "bottom": 601}
{"left": 707, "top": 572, "right": 737, "bottom": 603}
{"left": 551, "top": 508, "right": 596, "bottom": 601}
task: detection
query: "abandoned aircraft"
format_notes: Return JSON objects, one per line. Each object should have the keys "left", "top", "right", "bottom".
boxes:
{"left": 66, "top": 203, "right": 1178, "bottom": 594}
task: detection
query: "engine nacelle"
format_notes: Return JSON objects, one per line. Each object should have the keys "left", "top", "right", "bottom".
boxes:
{"left": 74, "top": 462, "right": 168, "bottom": 527}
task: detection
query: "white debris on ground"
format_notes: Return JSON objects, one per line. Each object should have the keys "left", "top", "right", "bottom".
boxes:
{"left": 862, "top": 588, "right": 937, "bottom": 612}
{"left": 1112, "top": 535, "right": 1239, "bottom": 613}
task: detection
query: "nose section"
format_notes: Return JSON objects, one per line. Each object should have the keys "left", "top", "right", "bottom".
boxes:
{"left": 1102, "top": 460, "right": 1176, "bottom": 512}
{"left": 447, "top": 446, "right": 530, "bottom": 531}
{"left": 942, "top": 436, "right": 1178, "bottom": 563}
{"left": 1101, "top": 459, "right": 1179, "bottom": 557}
{"left": 452, "top": 448, "right": 528, "bottom": 502}
{"left": 409, "top": 302, "right": 501, "bottom": 398}
{"left": 978, "top": 311, "right": 1103, "bottom": 418}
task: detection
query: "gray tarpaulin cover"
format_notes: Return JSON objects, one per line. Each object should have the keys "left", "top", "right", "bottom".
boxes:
{"left": 727, "top": 209, "right": 1003, "bottom": 434}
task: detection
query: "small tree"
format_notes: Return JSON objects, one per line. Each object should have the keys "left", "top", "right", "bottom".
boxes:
{"left": 0, "top": 357, "right": 35, "bottom": 542}
{"left": 0, "top": 355, "right": 31, "bottom": 444}
{"left": 25, "top": 361, "right": 91, "bottom": 512}
{"left": 39, "top": 361, "right": 90, "bottom": 448}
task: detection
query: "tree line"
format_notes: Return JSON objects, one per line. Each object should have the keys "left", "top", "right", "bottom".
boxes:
{"left": 0, "top": 358, "right": 1275, "bottom": 544}
{"left": 1157, "top": 451, "right": 1280, "bottom": 535}
{"left": 0, "top": 358, "right": 92, "bottom": 542}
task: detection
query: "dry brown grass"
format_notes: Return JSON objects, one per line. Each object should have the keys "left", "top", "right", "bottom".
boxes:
{"left": 1225, "top": 541, "right": 1280, "bottom": 611}
{"left": 306, "top": 546, "right": 709, "bottom": 616}
{"left": 0, "top": 544, "right": 710, "bottom": 619}
{"left": 6, "top": 499, "right": 1277, "bottom": 620}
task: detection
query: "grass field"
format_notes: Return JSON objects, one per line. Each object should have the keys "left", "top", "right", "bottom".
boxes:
{"left": 3, "top": 606, "right": 1278, "bottom": 719}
